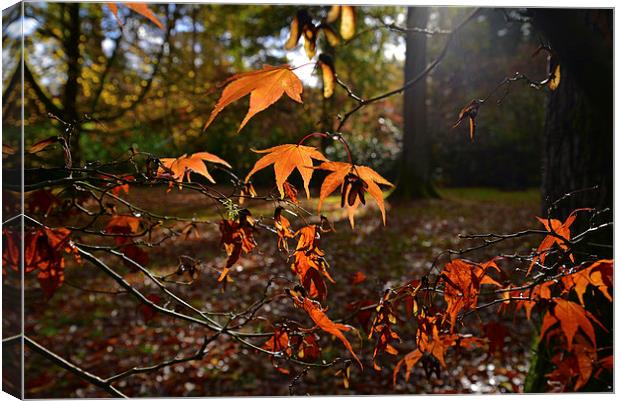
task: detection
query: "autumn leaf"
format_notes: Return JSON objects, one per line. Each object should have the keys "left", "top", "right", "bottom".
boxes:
{"left": 283, "top": 181, "right": 299, "bottom": 204}
{"left": 158, "top": 152, "right": 231, "bottom": 186}
{"left": 326, "top": 5, "right": 341, "bottom": 23}
{"left": 204, "top": 65, "right": 303, "bottom": 132}
{"left": 28, "top": 136, "right": 58, "bottom": 154}
{"left": 245, "top": 144, "right": 327, "bottom": 199}
{"left": 318, "top": 53, "right": 336, "bottom": 99}
{"left": 107, "top": 2, "right": 164, "bottom": 30}
{"left": 527, "top": 209, "right": 590, "bottom": 276}
{"left": 562, "top": 259, "right": 613, "bottom": 305}
{"left": 218, "top": 210, "right": 257, "bottom": 282}
{"left": 316, "top": 161, "right": 394, "bottom": 228}
{"left": 285, "top": 9, "right": 312, "bottom": 50}
{"left": 452, "top": 99, "right": 480, "bottom": 141}
{"left": 540, "top": 299, "right": 606, "bottom": 351}
{"left": 105, "top": 215, "right": 148, "bottom": 268}
{"left": 263, "top": 328, "right": 292, "bottom": 374}
{"left": 302, "top": 24, "right": 318, "bottom": 59}
{"left": 2, "top": 144, "right": 16, "bottom": 155}
{"left": 546, "top": 337, "right": 596, "bottom": 391}
{"left": 549, "top": 64, "right": 561, "bottom": 91}
{"left": 291, "top": 225, "right": 334, "bottom": 301}
{"left": 393, "top": 312, "right": 484, "bottom": 385}
{"left": 274, "top": 207, "right": 294, "bottom": 252}
{"left": 340, "top": 6, "right": 356, "bottom": 40}
{"left": 393, "top": 349, "right": 423, "bottom": 384}
{"left": 349, "top": 271, "right": 367, "bottom": 285}
{"left": 369, "top": 291, "right": 401, "bottom": 370}
{"left": 5, "top": 227, "right": 74, "bottom": 297}
{"left": 296, "top": 296, "right": 362, "bottom": 368}
{"left": 441, "top": 259, "right": 501, "bottom": 330}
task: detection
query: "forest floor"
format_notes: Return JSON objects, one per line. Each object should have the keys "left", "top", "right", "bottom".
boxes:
{"left": 22, "top": 186, "right": 543, "bottom": 397}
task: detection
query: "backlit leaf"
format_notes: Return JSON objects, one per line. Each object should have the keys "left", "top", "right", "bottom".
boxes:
{"left": 204, "top": 65, "right": 303, "bottom": 132}
{"left": 245, "top": 144, "right": 327, "bottom": 199}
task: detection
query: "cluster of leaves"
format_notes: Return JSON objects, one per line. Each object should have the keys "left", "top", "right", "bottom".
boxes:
{"left": 3, "top": 3, "right": 613, "bottom": 396}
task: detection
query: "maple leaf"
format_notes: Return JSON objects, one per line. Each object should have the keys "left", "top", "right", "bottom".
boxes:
{"left": 283, "top": 181, "right": 299, "bottom": 204}
{"left": 245, "top": 144, "right": 327, "bottom": 199}
{"left": 369, "top": 292, "right": 401, "bottom": 371}
{"left": 393, "top": 312, "right": 484, "bottom": 385}
{"left": 452, "top": 99, "right": 480, "bottom": 141}
{"left": 107, "top": 3, "right": 164, "bottom": 30}
{"left": 540, "top": 299, "right": 606, "bottom": 351}
{"left": 290, "top": 225, "right": 334, "bottom": 301}
{"left": 263, "top": 328, "right": 293, "bottom": 374}
{"left": 546, "top": 336, "right": 596, "bottom": 391}
{"left": 274, "top": 207, "right": 294, "bottom": 252}
{"left": 527, "top": 209, "right": 589, "bottom": 276}
{"left": 561, "top": 259, "right": 613, "bottom": 305}
{"left": 296, "top": 296, "right": 362, "bottom": 368}
{"left": 204, "top": 65, "right": 303, "bottom": 132}
{"left": 6, "top": 227, "right": 74, "bottom": 297}
{"left": 316, "top": 161, "right": 394, "bottom": 228}
{"left": 218, "top": 211, "right": 257, "bottom": 282}
{"left": 105, "top": 215, "right": 142, "bottom": 236}
{"left": 440, "top": 259, "right": 501, "bottom": 330}
{"left": 158, "top": 152, "right": 231, "bottom": 186}
{"left": 105, "top": 216, "right": 149, "bottom": 268}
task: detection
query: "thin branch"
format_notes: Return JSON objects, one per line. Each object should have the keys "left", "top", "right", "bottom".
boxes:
{"left": 24, "top": 336, "right": 127, "bottom": 398}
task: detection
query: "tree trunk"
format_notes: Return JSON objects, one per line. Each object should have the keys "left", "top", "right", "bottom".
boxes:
{"left": 533, "top": 9, "right": 612, "bottom": 219}
{"left": 391, "top": 7, "right": 438, "bottom": 200}
{"left": 62, "top": 3, "right": 82, "bottom": 166}
{"left": 524, "top": 9, "right": 613, "bottom": 392}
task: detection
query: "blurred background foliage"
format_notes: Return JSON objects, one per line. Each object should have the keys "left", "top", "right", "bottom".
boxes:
{"left": 3, "top": 3, "right": 546, "bottom": 189}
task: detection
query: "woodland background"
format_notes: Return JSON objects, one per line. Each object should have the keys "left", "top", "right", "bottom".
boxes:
{"left": 1, "top": 2, "right": 613, "bottom": 397}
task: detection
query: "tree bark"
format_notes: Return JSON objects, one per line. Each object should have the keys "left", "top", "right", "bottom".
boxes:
{"left": 62, "top": 3, "right": 82, "bottom": 166}
{"left": 391, "top": 7, "right": 438, "bottom": 200}
{"left": 524, "top": 9, "right": 613, "bottom": 393}
{"left": 533, "top": 9, "right": 612, "bottom": 219}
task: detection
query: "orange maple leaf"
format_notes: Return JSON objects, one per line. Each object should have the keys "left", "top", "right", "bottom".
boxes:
{"left": 316, "top": 161, "right": 394, "bottom": 228}
{"left": 528, "top": 209, "right": 591, "bottom": 276}
{"left": 158, "top": 152, "right": 231, "bottom": 186}
{"left": 107, "top": 3, "right": 164, "bottom": 30}
{"left": 562, "top": 259, "right": 613, "bottom": 305}
{"left": 245, "top": 144, "right": 327, "bottom": 199}
{"left": 290, "top": 225, "right": 334, "bottom": 301}
{"left": 540, "top": 299, "right": 606, "bottom": 351}
{"left": 440, "top": 259, "right": 501, "bottom": 330}
{"left": 204, "top": 65, "right": 303, "bottom": 132}
{"left": 274, "top": 207, "right": 295, "bottom": 252}
{"left": 296, "top": 296, "right": 362, "bottom": 368}
{"left": 218, "top": 211, "right": 257, "bottom": 282}
{"left": 546, "top": 336, "right": 596, "bottom": 391}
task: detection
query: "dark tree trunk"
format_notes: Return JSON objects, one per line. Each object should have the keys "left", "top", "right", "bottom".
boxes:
{"left": 524, "top": 9, "right": 613, "bottom": 393}
{"left": 533, "top": 9, "right": 612, "bottom": 218}
{"left": 391, "top": 7, "right": 438, "bottom": 200}
{"left": 62, "top": 3, "right": 82, "bottom": 166}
